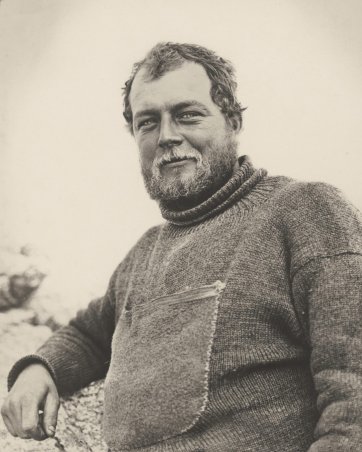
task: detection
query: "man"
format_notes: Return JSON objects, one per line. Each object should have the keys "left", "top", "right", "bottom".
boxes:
{"left": 2, "top": 42, "right": 362, "bottom": 451}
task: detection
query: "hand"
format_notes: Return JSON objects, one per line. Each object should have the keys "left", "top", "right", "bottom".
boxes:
{"left": 1, "top": 363, "right": 59, "bottom": 440}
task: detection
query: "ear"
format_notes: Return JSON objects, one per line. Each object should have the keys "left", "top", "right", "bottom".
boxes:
{"left": 230, "top": 115, "right": 242, "bottom": 133}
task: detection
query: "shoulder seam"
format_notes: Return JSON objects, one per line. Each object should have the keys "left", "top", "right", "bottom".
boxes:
{"left": 292, "top": 250, "right": 362, "bottom": 280}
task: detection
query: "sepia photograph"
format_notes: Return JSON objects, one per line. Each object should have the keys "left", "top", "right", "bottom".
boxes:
{"left": 1, "top": 1, "right": 361, "bottom": 451}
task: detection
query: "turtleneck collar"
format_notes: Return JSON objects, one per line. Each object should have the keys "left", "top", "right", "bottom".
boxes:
{"left": 159, "top": 155, "right": 267, "bottom": 226}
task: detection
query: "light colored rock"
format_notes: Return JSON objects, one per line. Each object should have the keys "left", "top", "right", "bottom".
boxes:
{"left": 27, "top": 279, "right": 81, "bottom": 330}
{"left": 0, "top": 246, "right": 108, "bottom": 451}
{"left": 0, "top": 307, "right": 108, "bottom": 451}
{"left": 0, "top": 308, "right": 36, "bottom": 330}
{"left": 0, "top": 246, "right": 48, "bottom": 311}
{"left": 56, "top": 380, "right": 106, "bottom": 451}
{"left": 0, "top": 321, "right": 58, "bottom": 451}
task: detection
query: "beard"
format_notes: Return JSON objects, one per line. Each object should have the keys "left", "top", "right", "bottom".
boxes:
{"left": 141, "top": 133, "right": 239, "bottom": 209}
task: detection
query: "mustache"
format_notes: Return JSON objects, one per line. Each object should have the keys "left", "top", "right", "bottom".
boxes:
{"left": 154, "top": 148, "right": 202, "bottom": 168}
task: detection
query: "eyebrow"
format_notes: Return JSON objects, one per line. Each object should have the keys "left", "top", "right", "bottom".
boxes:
{"left": 134, "top": 100, "right": 210, "bottom": 121}
{"left": 170, "top": 101, "right": 209, "bottom": 112}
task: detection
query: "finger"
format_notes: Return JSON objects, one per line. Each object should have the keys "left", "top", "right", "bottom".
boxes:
{"left": 19, "top": 397, "right": 40, "bottom": 439}
{"left": 2, "top": 414, "right": 18, "bottom": 437}
{"left": 34, "top": 421, "right": 48, "bottom": 441}
{"left": 7, "top": 398, "right": 23, "bottom": 437}
{"left": 43, "top": 390, "right": 59, "bottom": 437}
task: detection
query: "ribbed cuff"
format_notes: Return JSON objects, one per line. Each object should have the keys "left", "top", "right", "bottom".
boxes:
{"left": 7, "top": 354, "right": 57, "bottom": 392}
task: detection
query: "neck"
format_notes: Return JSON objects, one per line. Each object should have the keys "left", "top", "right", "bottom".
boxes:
{"left": 159, "top": 161, "right": 241, "bottom": 212}
{"left": 159, "top": 156, "right": 268, "bottom": 226}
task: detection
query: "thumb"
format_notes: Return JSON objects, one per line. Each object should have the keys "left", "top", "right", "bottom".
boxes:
{"left": 42, "top": 390, "right": 59, "bottom": 437}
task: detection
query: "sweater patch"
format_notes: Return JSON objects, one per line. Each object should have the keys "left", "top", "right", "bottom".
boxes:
{"left": 103, "top": 281, "right": 225, "bottom": 450}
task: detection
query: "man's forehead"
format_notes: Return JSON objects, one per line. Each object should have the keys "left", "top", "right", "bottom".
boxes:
{"left": 130, "top": 62, "right": 213, "bottom": 112}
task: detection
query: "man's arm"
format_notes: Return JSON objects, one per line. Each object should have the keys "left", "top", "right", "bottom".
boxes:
{"left": 8, "top": 274, "right": 118, "bottom": 395}
{"left": 1, "top": 257, "right": 127, "bottom": 440}
{"left": 292, "top": 252, "right": 362, "bottom": 451}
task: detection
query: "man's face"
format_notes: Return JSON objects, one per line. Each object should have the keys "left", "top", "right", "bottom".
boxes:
{"left": 129, "top": 61, "right": 239, "bottom": 205}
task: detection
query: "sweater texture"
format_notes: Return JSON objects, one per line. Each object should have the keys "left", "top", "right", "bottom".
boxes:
{"left": 8, "top": 156, "right": 362, "bottom": 451}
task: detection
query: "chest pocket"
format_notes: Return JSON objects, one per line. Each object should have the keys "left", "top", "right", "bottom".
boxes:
{"left": 104, "top": 281, "right": 225, "bottom": 450}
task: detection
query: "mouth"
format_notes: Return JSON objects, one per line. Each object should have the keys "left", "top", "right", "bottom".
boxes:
{"left": 164, "top": 160, "right": 191, "bottom": 168}
{"left": 161, "top": 156, "right": 197, "bottom": 168}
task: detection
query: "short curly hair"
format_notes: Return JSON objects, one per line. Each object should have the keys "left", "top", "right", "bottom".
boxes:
{"left": 123, "top": 42, "right": 246, "bottom": 134}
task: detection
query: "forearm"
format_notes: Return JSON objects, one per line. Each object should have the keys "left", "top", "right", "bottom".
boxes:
{"left": 8, "top": 282, "right": 117, "bottom": 395}
{"left": 7, "top": 322, "right": 110, "bottom": 396}
{"left": 293, "top": 253, "right": 362, "bottom": 450}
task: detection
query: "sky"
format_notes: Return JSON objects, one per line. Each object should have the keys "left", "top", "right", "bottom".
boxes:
{"left": 1, "top": 0, "right": 361, "bottom": 305}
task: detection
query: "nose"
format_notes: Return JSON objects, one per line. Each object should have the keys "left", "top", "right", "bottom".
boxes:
{"left": 158, "top": 114, "right": 183, "bottom": 149}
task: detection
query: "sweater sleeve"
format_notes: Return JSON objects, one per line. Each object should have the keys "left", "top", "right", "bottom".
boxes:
{"left": 8, "top": 259, "right": 127, "bottom": 396}
{"left": 292, "top": 252, "right": 362, "bottom": 451}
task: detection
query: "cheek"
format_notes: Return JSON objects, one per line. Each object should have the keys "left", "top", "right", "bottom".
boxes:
{"left": 182, "top": 120, "right": 227, "bottom": 151}
{"left": 183, "top": 131, "right": 219, "bottom": 154}
{"left": 137, "top": 135, "right": 158, "bottom": 170}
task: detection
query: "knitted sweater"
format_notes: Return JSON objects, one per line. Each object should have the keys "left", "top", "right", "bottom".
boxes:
{"left": 9, "top": 157, "right": 362, "bottom": 451}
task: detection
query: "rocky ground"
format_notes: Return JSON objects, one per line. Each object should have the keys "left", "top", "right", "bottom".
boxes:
{"left": 0, "top": 309, "right": 57, "bottom": 451}
{"left": 0, "top": 309, "right": 107, "bottom": 452}
{"left": 0, "top": 247, "right": 107, "bottom": 451}
{"left": 0, "top": 308, "right": 107, "bottom": 451}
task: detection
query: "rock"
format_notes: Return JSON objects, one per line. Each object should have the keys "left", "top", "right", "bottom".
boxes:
{"left": 0, "top": 320, "right": 58, "bottom": 451}
{"left": 27, "top": 279, "right": 81, "bottom": 331}
{"left": 0, "top": 318, "right": 107, "bottom": 451}
{"left": 0, "top": 308, "right": 36, "bottom": 331}
{"left": 0, "top": 308, "right": 108, "bottom": 451}
{"left": 0, "top": 246, "right": 48, "bottom": 311}
{"left": 0, "top": 246, "right": 108, "bottom": 451}
{"left": 56, "top": 380, "right": 106, "bottom": 451}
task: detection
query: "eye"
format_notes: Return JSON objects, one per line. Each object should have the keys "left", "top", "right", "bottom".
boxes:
{"left": 178, "top": 111, "right": 202, "bottom": 120}
{"left": 137, "top": 118, "right": 157, "bottom": 130}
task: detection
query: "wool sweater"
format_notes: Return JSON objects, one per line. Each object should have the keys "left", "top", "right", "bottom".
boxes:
{"left": 9, "top": 156, "right": 362, "bottom": 451}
